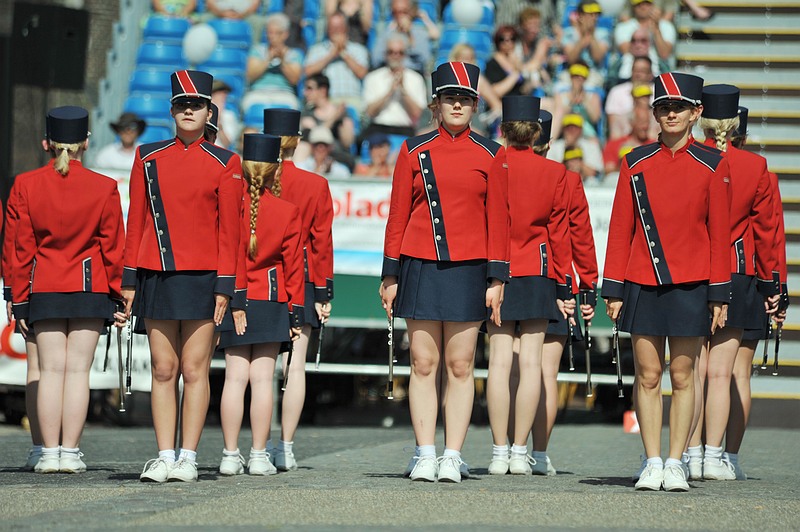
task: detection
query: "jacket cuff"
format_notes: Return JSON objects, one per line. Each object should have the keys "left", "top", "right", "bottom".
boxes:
{"left": 556, "top": 283, "right": 572, "bottom": 300}
{"left": 601, "top": 278, "right": 624, "bottom": 300}
{"left": 581, "top": 289, "right": 597, "bottom": 307}
{"left": 314, "top": 278, "right": 333, "bottom": 301}
{"left": 232, "top": 289, "right": 247, "bottom": 310}
{"left": 382, "top": 256, "right": 400, "bottom": 278}
{"left": 487, "top": 260, "right": 510, "bottom": 284}
{"left": 214, "top": 275, "right": 236, "bottom": 298}
{"left": 756, "top": 277, "right": 780, "bottom": 297}
{"left": 3, "top": 287, "right": 11, "bottom": 302}
{"left": 12, "top": 301, "right": 29, "bottom": 321}
{"left": 780, "top": 282, "right": 790, "bottom": 311}
{"left": 291, "top": 305, "right": 305, "bottom": 328}
{"left": 708, "top": 281, "right": 731, "bottom": 303}
{"left": 122, "top": 267, "right": 138, "bottom": 288}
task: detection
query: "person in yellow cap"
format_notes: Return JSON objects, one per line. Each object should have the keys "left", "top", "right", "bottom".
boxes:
{"left": 562, "top": 0, "right": 611, "bottom": 84}
{"left": 563, "top": 146, "right": 584, "bottom": 175}
{"left": 552, "top": 60, "right": 602, "bottom": 140}
{"left": 606, "top": 55, "right": 656, "bottom": 139}
{"left": 547, "top": 113, "right": 603, "bottom": 184}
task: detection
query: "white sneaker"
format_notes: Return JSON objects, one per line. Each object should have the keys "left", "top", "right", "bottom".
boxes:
{"left": 140, "top": 458, "right": 173, "bottom": 483}
{"left": 634, "top": 464, "right": 664, "bottom": 491}
{"left": 408, "top": 455, "right": 437, "bottom": 482}
{"left": 219, "top": 453, "right": 245, "bottom": 476}
{"left": 459, "top": 460, "right": 470, "bottom": 479}
{"left": 663, "top": 464, "right": 690, "bottom": 492}
{"left": 687, "top": 455, "right": 703, "bottom": 480}
{"left": 532, "top": 455, "right": 556, "bottom": 476}
{"left": 508, "top": 454, "right": 534, "bottom": 475}
{"left": 274, "top": 449, "right": 297, "bottom": 471}
{"left": 403, "top": 455, "right": 418, "bottom": 478}
{"left": 436, "top": 455, "right": 463, "bottom": 483}
{"left": 703, "top": 458, "right": 736, "bottom": 480}
{"left": 167, "top": 458, "right": 198, "bottom": 482}
{"left": 25, "top": 448, "right": 43, "bottom": 471}
{"left": 34, "top": 454, "right": 60, "bottom": 474}
{"left": 488, "top": 455, "right": 509, "bottom": 475}
{"left": 248, "top": 454, "right": 277, "bottom": 476}
{"left": 631, "top": 454, "right": 647, "bottom": 481}
{"left": 59, "top": 452, "right": 87, "bottom": 473}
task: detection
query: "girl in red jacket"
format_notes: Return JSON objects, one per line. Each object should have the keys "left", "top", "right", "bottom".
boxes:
{"left": 11, "top": 106, "right": 125, "bottom": 473}
{"left": 218, "top": 133, "right": 305, "bottom": 476}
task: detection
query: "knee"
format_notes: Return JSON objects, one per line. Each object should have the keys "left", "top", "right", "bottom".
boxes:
{"left": 448, "top": 358, "right": 473, "bottom": 380}
{"left": 151, "top": 360, "right": 179, "bottom": 384}
{"left": 181, "top": 363, "right": 209, "bottom": 385}
{"left": 669, "top": 365, "right": 694, "bottom": 391}
{"left": 637, "top": 369, "right": 662, "bottom": 391}
{"left": 411, "top": 357, "right": 437, "bottom": 378}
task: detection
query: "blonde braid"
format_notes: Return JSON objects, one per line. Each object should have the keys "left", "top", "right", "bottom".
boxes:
{"left": 700, "top": 116, "right": 739, "bottom": 152}
{"left": 243, "top": 160, "right": 282, "bottom": 258}
{"left": 51, "top": 141, "right": 82, "bottom": 175}
{"left": 271, "top": 163, "right": 283, "bottom": 197}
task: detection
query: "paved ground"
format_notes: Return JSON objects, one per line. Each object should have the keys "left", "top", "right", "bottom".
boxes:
{"left": 1, "top": 419, "right": 798, "bottom": 531}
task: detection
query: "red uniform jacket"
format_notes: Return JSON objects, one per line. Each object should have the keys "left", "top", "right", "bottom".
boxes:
{"left": 603, "top": 138, "right": 731, "bottom": 302}
{"left": 382, "top": 125, "right": 510, "bottom": 281}
{"left": 565, "top": 170, "right": 599, "bottom": 305}
{"left": 769, "top": 171, "right": 789, "bottom": 309}
{"left": 702, "top": 139, "right": 778, "bottom": 296}
{"left": 122, "top": 137, "right": 243, "bottom": 297}
{"left": 507, "top": 147, "right": 570, "bottom": 298}
{"left": 233, "top": 191, "right": 305, "bottom": 327}
{"left": 11, "top": 161, "right": 124, "bottom": 317}
{"left": 279, "top": 161, "right": 334, "bottom": 302}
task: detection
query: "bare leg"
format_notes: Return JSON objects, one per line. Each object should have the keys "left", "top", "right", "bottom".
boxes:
{"left": 687, "top": 340, "right": 708, "bottom": 449}
{"left": 513, "top": 319, "right": 547, "bottom": 446}
{"left": 726, "top": 340, "right": 756, "bottom": 454}
{"left": 145, "top": 319, "right": 181, "bottom": 452}
{"left": 250, "top": 343, "right": 279, "bottom": 450}
{"left": 704, "top": 327, "right": 742, "bottom": 447}
{"left": 442, "top": 321, "right": 480, "bottom": 451}
{"left": 60, "top": 320, "right": 103, "bottom": 448}
{"left": 667, "top": 336, "right": 703, "bottom": 460}
{"left": 35, "top": 320, "right": 69, "bottom": 449}
{"left": 177, "top": 320, "right": 217, "bottom": 451}
{"left": 507, "top": 336, "right": 521, "bottom": 442}
{"left": 532, "top": 335, "right": 566, "bottom": 451}
{"left": 487, "top": 321, "right": 515, "bottom": 446}
{"left": 280, "top": 324, "right": 311, "bottom": 442}
{"left": 632, "top": 335, "right": 666, "bottom": 459}
{"left": 25, "top": 337, "right": 43, "bottom": 446}
{"left": 407, "top": 319, "right": 443, "bottom": 446}
{"left": 220, "top": 345, "right": 252, "bottom": 452}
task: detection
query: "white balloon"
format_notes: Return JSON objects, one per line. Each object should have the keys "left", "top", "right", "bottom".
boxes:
{"left": 598, "top": 0, "right": 627, "bottom": 18}
{"left": 183, "top": 23, "right": 218, "bottom": 65}
{"left": 451, "top": 0, "right": 483, "bottom": 26}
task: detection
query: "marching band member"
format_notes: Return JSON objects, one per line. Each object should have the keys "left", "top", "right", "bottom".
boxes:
{"left": 529, "top": 110, "right": 599, "bottom": 476}
{"left": 723, "top": 107, "right": 787, "bottom": 480}
{"left": 486, "top": 98, "right": 572, "bottom": 476}
{"left": 685, "top": 87, "right": 780, "bottom": 481}
{"left": 218, "top": 133, "right": 305, "bottom": 477}
{"left": 380, "top": 62, "right": 510, "bottom": 483}
{"left": 122, "top": 70, "right": 243, "bottom": 482}
{"left": 11, "top": 106, "right": 125, "bottom": 473}
{"left": 261, "top": 108, "right": 334, "bottom": 472}
{"left": 603, "top": 73, "right": 731, "bottom": 492}
{"left": 205, "top": 102, "right": 220, "bottom": 144}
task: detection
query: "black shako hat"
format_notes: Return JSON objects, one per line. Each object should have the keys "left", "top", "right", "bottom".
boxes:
{"left": 701, "top": 84, "right": 740, "bottom": 119}
{"left": 243, "top": 133, "right": 281, "bottom": 163}
{"left": 46, "top": 106, "right": 89, "bottom": 143}
{"left": 170, "top": 69, "right": 213, "bottom": 103}
{"left": 734, "top": 106, "right": 749, "bottom": 137}
{"left": 432, "top": 62, "right": 480, "bottom": 98}
{"left": 263, "top": 108, "right": 302, "bottom": 137}
{"left": 502, "top": 95, "right": 541, "bottom": 123}
{"left": 652, "top": 72, "right": 704, "bottom": 106}
{"left": 206, "top": 103, "right": 220, "bottom": 132}
{"left": 534, "top": 109, "right": 553, "bottom": 146}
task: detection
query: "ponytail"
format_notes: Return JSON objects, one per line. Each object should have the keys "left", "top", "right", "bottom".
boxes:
{"left": 50, "top": 141, "right": 83, "bottom": 175}
{"left": 242, "top": 159, "right": 282, "bottom": 259}
{"left": 500, "top": 120, "right": 542, "bottom": 148}
{"left": 699, "top": 116, "right": 739, "bottom": 152}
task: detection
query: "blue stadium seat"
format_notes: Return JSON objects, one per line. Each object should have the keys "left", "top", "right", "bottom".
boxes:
{"left": 143, "top": 15, "right": 190, "bottom": 44}
{"left": 137, "top": 42, "right": 188, "bottom": 69}
{"left": 265, "top": 0, "right": 284, "bottom": 13}
{"left": 124, "top": 96, "right": 173, "bottom": 127}
{"left": 207, "top": 18, "right": 252, "bottom": 49}
{"left": 303, "top": 0, "right": 320, "bottom": 20}
{"left": 302, "top": 22, "right": 317, "bottom": 47}
{"left": 205, "top": 69, "right": 245, "bottom": 101}
{"left": 137, "top": 125, "right": 174, "bottom": 144}
{"left": 439, "top": 28, "right": 492, "bottom": 56}
{"left": 198, "top": 46, "right": 248, "bottom": 70}
{"left": 129, "top": 68, "right": 172, "bottom": 97}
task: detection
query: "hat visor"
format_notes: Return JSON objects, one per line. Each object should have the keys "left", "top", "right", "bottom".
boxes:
{"left": 437, "top": 88, "right": 478, "bottom": 98}
{"left": 652, "top": 96, "right": 699, "bottom": 108}
{"left": 171, "top": 94, "right": 212, "bottom": 104}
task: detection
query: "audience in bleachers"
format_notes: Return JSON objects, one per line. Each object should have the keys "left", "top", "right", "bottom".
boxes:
{"left": 551, "top": 61, "right": 602, "bottom": 140}
{"left": 325, "top": 0, "right": 374, "bottom": 46}
{"left": 486, "top": 25, "right": 546, "bottom": 99}
{"left": 95, "top": 112, "right": 147, "bottom": 171}
{"left": 299, "top": 73, "right": 357, "bottom": 167}
{"left": 515, "top": 8, "right": 553, "bottom": 85}
{"left": 152, "top": 0, "right": 197, "bottom": 18}
{"left": 602, "top": 105, "right": 657, "bottom": 175}
{"left": 495, "top": 0, "right": 555, "bottom": 30}
{"left": 354, "top": 133, "right": 394, "bottom": 177}
{"left": 297, "top": 125, "right": 353, "bottom": 179}
{"left": 605, "top": 55, "right": 655, "bottom": 139}
{"left": 606, "top": 25, "right": 669, "bottom": 88}
{"left": 547, "top": 113, "right": 603, "bottom": 184}
{"left": 561, "top": 0, "right": 610, "bottom": 85}
{"left": 613, "top": 0, "right": 677, "bottom": 70}
{"left": 371, "top": 0, "right": 437, "bottom": 73}
{"left": 210, "top": 79, "right": 243, "bottom": 148}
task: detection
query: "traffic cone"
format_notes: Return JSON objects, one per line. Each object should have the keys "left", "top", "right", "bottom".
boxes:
{"left": 623, "top": 410, "right": 639, "bottom": 434}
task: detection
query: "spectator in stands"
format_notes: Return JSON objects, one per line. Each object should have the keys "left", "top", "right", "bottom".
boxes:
{"left": 204, "top": 0, "right": 265, "bottom": 44}
{"left": 283, "top": 0, "right": 306, "bottom": 50}
{"left": 297, "top": 126, "right": 352, "bottom": 179}
{"left": 304, "top": 11, "right": 370, "bottom": 108}
{"left": 516, "top": 8, "right": 553, "bottom": 87}
{"left": 362, "top": 33, "right": 428, "bottom": 139}
{"left": 371, "top": 0, "right": 437, "bottom": 73}
{"left": 547, "top": 114, "right": 603, "bottom": 182}
{"left": 496, "top": 0, "right": 555, "bottom": 30}
{"left": 152, "top": 0, "right": 197, "bottom": 18}
{"left": 325, "top": 0, "right": 373, "bottom": 46}
{"left": 354, "top": 133, "right": 394, "bottom": 177}
{"left": 243, "top": 13, "right": 303, "bottom": 111}
{"left": 300, "top": 73, "right": 357, "bottom": 166}
{"left": 606, "top": 26, "right": 669, "bottom": 88}
{"left": 619, "top": 0, "right": 712, "bottom": 22}
{"left": 486, "top": 26, "right": 544, "bottom": 99}
{"left": 561, "top": 0, "right": 611, "bottom": 85}
{"left": 602, "top": 106, "right": 657, "bottom": 175}
{"left": 95, "top": 112, "right": 146, "bottom": 171}
{"left": 551, "top": 61, "right": 602, "bottom": 140}
{"left": 605, "top": 55, "right": 655, "bottom": 139}
{"left": 563, "top": 146, "right": 585, "bottom": 176}
{"left": 614, "top": 0, "right": 677, "bottom": 70}
{"left": 210, "top": 80, "right": 242, "bottom": 149}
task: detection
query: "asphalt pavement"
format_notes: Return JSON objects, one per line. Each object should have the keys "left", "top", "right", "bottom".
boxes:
{"left": 1, "top": 417, "right": 799, "bottom": 531}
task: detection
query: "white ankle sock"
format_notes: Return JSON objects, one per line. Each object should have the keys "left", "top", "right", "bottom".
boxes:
{"left": 665, "top": 458, "right": 682, "bottom": 468}
{"left": 492, "top": 444, "right": 509, "bottom": 458}
{"left": 158, "top": 449, "right": 176, "bottom": 463}
{"left": 250, "top": 448, "right": 267, "bottom": 458}
{"left": 443, "top": 448, "right": 461, "bottom": 459}
{"left": 178, "top": 449, "right": 197, "bottom": 463}
{"left": 223, "top": 448, "right": 240, "bottom": 457}
{"left": 61, "top": 446, "right": 80, "bottom": 456}
{"left": 510, "top": 444, "right": 527, "bottom": 456}
{"left": 687, "top": 445, "right": 703, "bottom": 459}
{"left": 41, "top": 446, "right": 59, "bottom": 457}
{"left": 704, "top": 444, "right": 723, "bottom": 461}
{"left": 278, "top": 440, "right": 293, "bottom": 453}
{"left": 418, "top": 445, "right": 436, "bottom": 458}
{"left": 646, "top": 456, "right": 664, "bottom": 469}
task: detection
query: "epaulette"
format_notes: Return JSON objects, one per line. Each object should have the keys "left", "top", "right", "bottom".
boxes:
{"left": 139, "top": 139, "right": 175, "bottom": 160}
{"left": 687, "top": 143, "right": 724, "bottom": 172}
{"left": 406, "top": 130, "right": 439, "bottom": 154}
{"left": 624, "top": 142, "right": 660, "bottom": 169}
{"left": 468, "top": 131, "right": 501, "bottom": 157}
{"left": 201, "top": 142, "right": 237, "bottom": 166}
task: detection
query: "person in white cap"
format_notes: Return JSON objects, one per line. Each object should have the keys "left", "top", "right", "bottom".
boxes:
{"left": 296, "top": 125, "right": 352, "bottom": 179}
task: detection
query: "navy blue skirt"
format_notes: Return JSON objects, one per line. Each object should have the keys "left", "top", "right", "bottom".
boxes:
{"left": 28, "top": 292, "right": 116, "bottom": 326}
{"left": 501, "top": 275, "right": 561, "bottom": 322}
{"left": 545, "top": 309, "right": 584, "bottom": 341}
{"left": 303, "top": 282, "right": 321, "bottom": 329}
{"left": 133, "top": 269, "right": 216, "bottom": 334}
{"left": 218, "top": 300, "right": 290, "bottom": 348}
{"left": 727, "top": 274, "right": 764, "bottom": 330}
{"left": 619, "top": 281, "right": 710, "bottom": 337}
{"left": 396, "top": 257, "right": 489, "bottom": 322}
{"left": 742, "top": 311, "right": 769, "bottom": 342}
